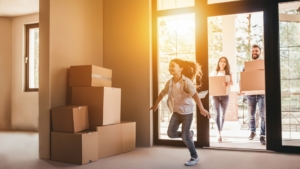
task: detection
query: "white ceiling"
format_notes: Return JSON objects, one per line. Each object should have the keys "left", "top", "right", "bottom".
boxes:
{"left": 0, "top": 0, "right": 39, "bottom": 17}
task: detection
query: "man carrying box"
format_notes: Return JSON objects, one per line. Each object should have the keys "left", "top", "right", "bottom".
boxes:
{"left": 240, "top": 44, "right": 266, "bottom": 145}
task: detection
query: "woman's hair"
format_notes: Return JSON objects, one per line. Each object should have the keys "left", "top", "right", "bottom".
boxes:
{"left": 171, "top": 58, "right": 203, "bottom": 88}
{"left": 215, "top": 56, "right": 231, "bottom": 75}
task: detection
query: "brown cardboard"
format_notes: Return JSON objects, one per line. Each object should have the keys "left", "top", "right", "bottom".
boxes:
{"left": 96, "top": 124, "right": 123, "bottom": 159}
{"left": 71, "top": 87, "right": 121, "bottom": 128}
{"left": 240, "top": 70, "right": 265, "bottom": 95}
{"left": 121, "top": 122, "right": 136, "bottom": 153}
{"left": 51, "top": 131, "right": 98, "bottom": 165}
{"left": 209, "top": 75, "right": 230, "bottom": 96}
{"left": 245, "top": 60, "right": 264, "bottom": 71}
{"left": 51, "top": 106, "right": 89, "bottom": 133}
{"left": 94, "top": 122, "right": 136, "bottom": 159}
{"left": 69, "top": 65, "right": 112, "bottom": 87}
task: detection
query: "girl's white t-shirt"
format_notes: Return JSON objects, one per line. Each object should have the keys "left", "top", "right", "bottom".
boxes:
{"left": 171, "top": 81, "right": 194, "bottom": 115}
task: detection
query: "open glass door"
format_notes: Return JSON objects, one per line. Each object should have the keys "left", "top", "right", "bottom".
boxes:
{"left": 207, "top": 12, "right": 266, "bottom": 149}
{"left": 157, "top": 13, "right": 197, "bottom": 141}
{"left": 153, "top": 0, "right": 277, "bottom": 150}
{"left": 153, "top": 0, "right": 210, "bottom": 146}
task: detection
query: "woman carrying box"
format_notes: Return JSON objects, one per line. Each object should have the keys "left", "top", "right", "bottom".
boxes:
{"left": 210, "top": 56, "right": 233, "bottom": 142}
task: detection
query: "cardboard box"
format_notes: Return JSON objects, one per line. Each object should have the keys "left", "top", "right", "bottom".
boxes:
{"left": 95, "top": 123, "right": 122, "bottom": 159}
{"left": 51, "top": 131, "right": 98, "bottom": 165}
{"left": 245, "top": 60, "right": 264, "bottom": 71}
{"left": 240, "top": 70, "right": 265, "bottom": 95}
{"left": 121, "top": 122, "right": 136, "bottom": 153}
{"left": 209, "top": 75, "right": 230, "bottom": 96}
{"left": 71, "top": 87, "right": 121, "bottom": 128}
{"left": 69, "top": 65, "right": 112, "bottom": 87}
{"left": 94, "top": 122, "right": 136, "bottom": 159}
{"left": 51, "top": 106, "right": 89, "bottom": 133}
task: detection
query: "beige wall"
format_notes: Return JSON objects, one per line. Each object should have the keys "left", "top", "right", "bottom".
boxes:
{"left": 103, "top": 0, "right": 152, "bottom": 147}
{"left": 0, "top": 17, "right": 12, "bottom": 130}
{"left": 50, "top": 0, "right": 103, "bottom": 106}
{"left": 39, "top": 0, "right": 152, "bottom": 159}
{"left": 39, "top": 0, "right": 103, "bottom": 159}
{"left": 11, "top": 14, "right": 39, "bottom": 131}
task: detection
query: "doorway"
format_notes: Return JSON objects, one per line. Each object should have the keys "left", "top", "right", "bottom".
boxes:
{"left": 207, "top": 11, "right": 266, "bottom": 150}
{"left": 152, "top": 0, "right": 300, "bottom": 153}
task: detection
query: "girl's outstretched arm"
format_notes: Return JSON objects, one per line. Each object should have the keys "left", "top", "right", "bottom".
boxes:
{"left": 150, "top": 80, "right": 169, "bottom": 112}
{"left": 192, "top": 93, "right": 210, "bottom": 119}
{"left": 150, "top": 93, "right": 164, "bottom": 112}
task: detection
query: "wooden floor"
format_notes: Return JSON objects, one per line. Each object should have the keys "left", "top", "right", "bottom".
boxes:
{"left": 1, "top": 131, "right": 300, "bottom": 169}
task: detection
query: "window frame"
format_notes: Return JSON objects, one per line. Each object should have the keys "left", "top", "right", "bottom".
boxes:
{"left": 25, "top": 23, "right": 39, "bottom": 92}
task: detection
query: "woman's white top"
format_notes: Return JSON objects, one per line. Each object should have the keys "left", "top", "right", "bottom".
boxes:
{"left": 209, "top": 70, "right": 230, "bottom": 76}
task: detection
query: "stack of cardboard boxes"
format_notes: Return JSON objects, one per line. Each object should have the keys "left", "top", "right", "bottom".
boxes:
{"left": 51, "top": 105, "right": 98, "bottom": 165}
{"left": 240, "top": 60, "right": 265, "bottom": 95}
{"left": 50, "top": 65, "right": 136, "bottom": 165}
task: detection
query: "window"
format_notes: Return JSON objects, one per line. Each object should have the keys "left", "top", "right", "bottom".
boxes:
{"left": 25, "top": 23, "right": 39, "bottom": 91}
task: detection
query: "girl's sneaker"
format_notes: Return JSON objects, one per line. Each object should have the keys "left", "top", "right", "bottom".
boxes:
{"left": 184, "top": 157, "right": 200, "bottom": 166}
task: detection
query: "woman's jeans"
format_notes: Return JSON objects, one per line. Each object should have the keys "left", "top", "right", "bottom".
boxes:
{"left": 167, "top": 112, "right": 197, "bottom": 158}
{"left": 212, "top": 95, "right": 229, "bottom": 131}
{"left": 246, "top": 95, "right": 265, "bottom": 136}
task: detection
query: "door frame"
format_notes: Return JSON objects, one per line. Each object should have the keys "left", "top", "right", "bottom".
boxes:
{"left": 152, "top": 0, "right": 300, "bottom": 153}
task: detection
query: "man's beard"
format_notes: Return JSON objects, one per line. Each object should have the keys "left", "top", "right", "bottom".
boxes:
{"left": 252, "top": 54, "right": 259, "bottom": 60}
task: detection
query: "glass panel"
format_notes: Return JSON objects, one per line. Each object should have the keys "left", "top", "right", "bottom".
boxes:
{"left": 29, "top": 27, "right": 39, "bottom": 89}
{"left": 157, "top": 13, "right": 196, "bottom": 140}
{"left": 208, "top": 12, "right": 265, "bottom": 149}
{"left": 279, "top": 1, "right": 300, "bottom": 146}
{"left": 157, "top": 0, "right": 194, "bottom": 10}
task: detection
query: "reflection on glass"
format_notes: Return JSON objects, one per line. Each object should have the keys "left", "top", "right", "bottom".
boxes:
{"left": 157, "top": 0, "right": 194, "bottom": 10}
{"left": 279, "top": 1, "right": 300, "bottom": 146}
{"left": 157, "top": 13, "right": 196, "bottom": 140}
{"left": 29, "top": 28, "right": 39, "bottom": 89}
